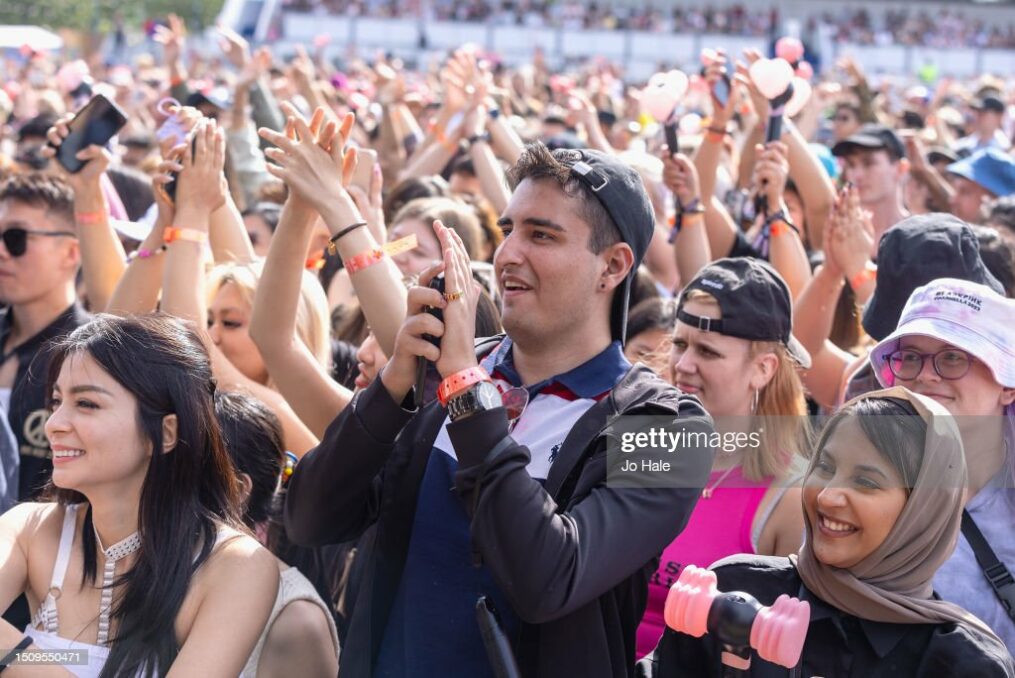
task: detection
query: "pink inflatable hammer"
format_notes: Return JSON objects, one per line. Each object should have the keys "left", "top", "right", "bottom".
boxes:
{"left": 664, "top": 565, "right": 810, "bottom": 672}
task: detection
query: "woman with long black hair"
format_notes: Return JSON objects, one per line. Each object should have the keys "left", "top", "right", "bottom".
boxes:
{"left": 0, "top": 313, "right": 278, "bottom": 676}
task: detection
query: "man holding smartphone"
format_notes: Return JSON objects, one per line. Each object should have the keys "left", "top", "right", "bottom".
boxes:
{"left": 286, "top": 144, "right": 715, "bottom": 677}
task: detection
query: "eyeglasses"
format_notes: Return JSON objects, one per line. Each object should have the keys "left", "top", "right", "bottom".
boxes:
{"left": 887, "top": 348, "right": 974, "bottom": 381}
{"left": 1, "top": 227, "right": 77, "bottom": 258}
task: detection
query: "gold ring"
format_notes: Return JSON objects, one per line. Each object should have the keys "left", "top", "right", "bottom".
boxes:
{"left": 444, "top": 290, "right": 463, "bottom": 302}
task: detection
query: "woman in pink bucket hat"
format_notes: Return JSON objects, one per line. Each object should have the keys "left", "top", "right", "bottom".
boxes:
{"left": 870, "top": 277, "right": 1015, "bottom": 652}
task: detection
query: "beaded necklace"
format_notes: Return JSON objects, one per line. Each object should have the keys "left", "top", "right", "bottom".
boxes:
{"left": 93, "top": 526, "right": 141, "bottom": 646}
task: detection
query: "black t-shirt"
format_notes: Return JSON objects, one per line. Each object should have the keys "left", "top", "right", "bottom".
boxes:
{"left": 0, "top": 303, "right": 91, "bottom": 500}
{"left": 637, "top": 554, "right": 1014, "bottom": 677}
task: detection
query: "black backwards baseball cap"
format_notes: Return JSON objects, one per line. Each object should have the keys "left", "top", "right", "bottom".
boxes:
{"left": 553, "top": 147, "right": 655, "bottom": 344}
{"left": 676, "top": 257, "right": 812, "bottom": 368}
{"left": 862, "top": 213, "right": 1004, "bottom": 341}
{"left": 831, "top": 123, "right": 906, "bottom": 161}
{"left": 971, "top": 94, "right": 1005, "bottom": 114}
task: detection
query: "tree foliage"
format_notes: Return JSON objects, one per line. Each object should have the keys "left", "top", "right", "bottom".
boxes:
{"left": 0, "top": 0, "right": 224, "bottom": 34}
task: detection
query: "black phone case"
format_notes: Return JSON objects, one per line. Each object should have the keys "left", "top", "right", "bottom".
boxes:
{"left": 414, "top": 275, "right": 446, "bottom": 408}
{"left": 423, "top": 275, "right": 446, "bottom": 348}
{"left": 53, "top": 95, "right": 127, "bottom": 174}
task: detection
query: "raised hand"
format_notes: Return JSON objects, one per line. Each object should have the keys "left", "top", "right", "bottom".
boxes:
{"left": 156, "top": 104, "right": 203, "bottom": 159}
{"left": 701, "top": 48, "right": 741, "bottom": 127}
{"left": 218, "top": 26, "right": 250, "bottom": 72}
{"left": 260, "top": 103, "right": 366, "bottom": 234}
{"left": 346, "top": 159, "right": 386, "bottom": 244}
{"left": 433, "top": 220, "right": 481, "bottom": 379}
{"left": 661, "top": 152, "right": 701, "bottom": 207}
{"left": 290, "top": 45, "right": 317, "bottom": 90}
{"left": 380, "top": 261, "right": 447, "bottom": 403}
{"left": 154, "top": 14, "right": 187, "bottom": 67}
{"left": 440, "top": 51, "right": 473, "bottom": 113}
{"left": 753, "top": 141, "right": 790, "bottom": 211}
{"left": 41, "top": 114, "right": 111, "bottom": 195}
{"left": 736, "top": 48, "right": 770, "bottom": 120}
{"left": 176, "top": 120, "right": 227, "bottom": 220}
{"left": 834, "top": 183, "right": 876, "bottom": 274}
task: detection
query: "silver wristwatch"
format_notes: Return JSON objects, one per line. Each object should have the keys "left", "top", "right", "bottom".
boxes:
{"left": 447, "top": 381, "right": 503, "bottom": 421}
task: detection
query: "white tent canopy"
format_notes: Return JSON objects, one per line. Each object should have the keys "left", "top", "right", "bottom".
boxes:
{"left": 0, "top": 25, "right": 64, "bottom": 52}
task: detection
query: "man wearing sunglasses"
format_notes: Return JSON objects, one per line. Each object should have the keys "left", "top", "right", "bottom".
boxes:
{"left": 0, "top": 173, "right": 89, "bottom": 501}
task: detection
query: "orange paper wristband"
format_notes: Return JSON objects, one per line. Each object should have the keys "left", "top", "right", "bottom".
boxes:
{"left": 164, "top": 226, "right": 208, "bottom": 244}
{"left": 849, "top": 264, "right": 877, "bottom": 290}
{"left": 438, "top": 366, "right": 491, "bottom": 407}
{"left": 344, "top": 234, "right": 418, "bottom": 275}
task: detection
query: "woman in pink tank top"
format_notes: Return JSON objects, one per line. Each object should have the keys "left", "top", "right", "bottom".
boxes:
{"left": 636, "top": 259, "right": 812, "bottom": 657}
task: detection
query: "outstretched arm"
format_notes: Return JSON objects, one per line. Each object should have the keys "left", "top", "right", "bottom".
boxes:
{"left": 259, "top": 104, "right": 408, "bottom": 358}
{"left": 160, "top": 120, "right": 319, "bottom": 456}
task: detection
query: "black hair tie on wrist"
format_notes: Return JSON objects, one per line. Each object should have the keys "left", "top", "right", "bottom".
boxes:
{"left": 327, "top": 221, "right": 369, "bottom": 255}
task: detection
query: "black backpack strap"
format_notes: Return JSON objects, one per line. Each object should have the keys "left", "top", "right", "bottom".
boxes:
{"left": 961, "top": 509, "right": 1015, "bottom": 622}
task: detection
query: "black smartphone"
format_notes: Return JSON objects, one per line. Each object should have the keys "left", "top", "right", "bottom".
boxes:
{"left": 51, "top": 94, "right": 128, "bottom": 173}
{"left": 422, "top": 274, "right": 446, "bottom": 347}
{"left": 162, "top": 134, "right": 198, "bottom": 205}
{"left": 415, "top": 274, "right": 446, "bottom": 408}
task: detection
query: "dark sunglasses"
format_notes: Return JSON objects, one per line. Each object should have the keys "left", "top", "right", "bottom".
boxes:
{"left": 1, "top": 227, "right": 77, "bottom": 257}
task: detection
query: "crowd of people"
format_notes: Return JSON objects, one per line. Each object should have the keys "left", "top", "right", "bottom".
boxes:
{"left": 0, "top": 10, "right": 1014, "bottom": 677}
{"left": 280, "top": 0, "right": 1015, "bottom": 49}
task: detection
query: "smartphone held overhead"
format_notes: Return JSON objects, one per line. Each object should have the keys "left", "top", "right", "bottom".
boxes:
{"left": 50, "top": 94, "right": 128, "bottom": 173}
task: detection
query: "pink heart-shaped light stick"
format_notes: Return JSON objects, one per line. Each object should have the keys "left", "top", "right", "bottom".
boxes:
{"left": 784, "top": 77, "right": 812, "bottom": 117}
{"left": 640, "top": 69, "right": 689, "bottom": 122}
{"left": 775, "top": 37, "right": 805, "bottom": 64}
{"left": 749, "top": 58, "right": 795, "bottom": 100}
{"left": 796, "top": 61, "right": 814, "bottom": 81}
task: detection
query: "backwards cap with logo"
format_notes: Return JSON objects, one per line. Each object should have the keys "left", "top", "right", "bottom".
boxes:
{"left": 677, "top": 257, "right": 811, "bottom": 368}
{"left": 552, "top": 147, "right": 655, "bottom": 344}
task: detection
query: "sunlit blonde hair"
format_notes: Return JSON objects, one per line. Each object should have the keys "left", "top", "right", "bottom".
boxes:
{"left": 681, "top": 289, "right": 811, "bottom": 481}
{"left": 206, "top": 261, "right": 331, "bottom": 374}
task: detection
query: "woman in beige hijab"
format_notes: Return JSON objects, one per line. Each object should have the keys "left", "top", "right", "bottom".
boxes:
{"left": 638, "top": 387, "right": 1014, "bottom": 677}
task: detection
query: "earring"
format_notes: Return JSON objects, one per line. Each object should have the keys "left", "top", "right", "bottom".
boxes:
{"left": 600, "top": 282, "right": 606, "bottom": 290}
{"left": 751, "top": 389, "right": 760, "bottom": 415}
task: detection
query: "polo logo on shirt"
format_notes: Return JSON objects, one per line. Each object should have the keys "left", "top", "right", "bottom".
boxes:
{"left": 548, "top": 442, "right": 562, "bottom": 464}
{"left": 23, "top": 408, "right": 49, "bottom": 448}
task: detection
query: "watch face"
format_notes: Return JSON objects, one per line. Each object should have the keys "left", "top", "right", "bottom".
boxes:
{"left": 474, "top": 381, "right": 502, "bottom": 409}
{"left": 450, "top": 381, "right": 502, "bottom": 420}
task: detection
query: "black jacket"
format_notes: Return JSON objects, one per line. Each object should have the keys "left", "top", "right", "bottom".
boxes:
{"left": 285, "top": 349, "right": 715, "bottom": 678}
{"left": 636, "top": 554, "right": 1015, "bottom": 678}
{"left": 0, "top": 302, "right": 91, "bottom": 500}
